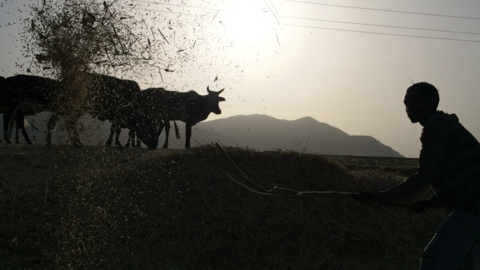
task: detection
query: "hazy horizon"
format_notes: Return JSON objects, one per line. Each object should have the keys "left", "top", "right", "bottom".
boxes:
{"left": 3, "top": 0, "right": 480, "bottom": 158}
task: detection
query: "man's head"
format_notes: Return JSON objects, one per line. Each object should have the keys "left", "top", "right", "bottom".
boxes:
{"left": 404, "top": 82, "right": 439, "bottom": 124}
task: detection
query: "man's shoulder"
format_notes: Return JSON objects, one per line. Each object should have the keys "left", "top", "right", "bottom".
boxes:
{"left": 420, "top": 112, "right": 458, "bottom": 143}
{"left": 424, "top": 111, "right": 459, "bottom": 128}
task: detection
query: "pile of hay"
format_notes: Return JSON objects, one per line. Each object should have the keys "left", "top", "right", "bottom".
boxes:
{"left": 1, "top": 144, "right": 448, "bottom": 269}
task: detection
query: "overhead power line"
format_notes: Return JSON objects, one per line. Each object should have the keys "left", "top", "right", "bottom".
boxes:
{"left": 281, "top": 15, "right": 480, "bottom": 36}
{"left": 131, "top": 2, "right": 480, "bottom": 43}
{"left": 281, "top": 23, "right": 480, "bottom": 43}
{"left": 132, "top": 0, "right": 219, "bottom": 11}
{"left": 134, "top": 7, "right": 207, "bottom": 17}
{"left": 283, "top": 0, "right": 480, "bottom": 21}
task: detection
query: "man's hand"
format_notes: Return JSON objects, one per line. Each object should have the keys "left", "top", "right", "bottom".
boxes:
{"left": 352, "top": 191, "right": 377, "bottom": 203}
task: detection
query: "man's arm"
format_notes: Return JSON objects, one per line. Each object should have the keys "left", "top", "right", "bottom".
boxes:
{"left": 411, "top": 193, "right": 442, "bottom": 213}
{"left": 375, "top": 173, "right": 430, "bottom": 203}
{"left": 375, "top": 124, "right": 448, "bottom": 204}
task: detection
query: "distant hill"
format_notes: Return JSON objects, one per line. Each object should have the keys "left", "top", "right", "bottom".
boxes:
{"left": 191, "top": 115, "right": 403, "bottom": 157}
{"left": 1, "top": 113, "right": 403, "bottom": 157}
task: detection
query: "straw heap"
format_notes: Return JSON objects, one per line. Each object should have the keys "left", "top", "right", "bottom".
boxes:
{"left": 0, "top": 144, "right": 456, "bottom": 269}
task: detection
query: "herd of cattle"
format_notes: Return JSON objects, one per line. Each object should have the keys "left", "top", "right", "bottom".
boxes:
{"left": 0, "top": 73, "right": 226, "bottom": 149}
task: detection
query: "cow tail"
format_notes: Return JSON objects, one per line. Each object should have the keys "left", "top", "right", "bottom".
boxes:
{"left": 174, "top": 121, "right": 180, "bottom": 139}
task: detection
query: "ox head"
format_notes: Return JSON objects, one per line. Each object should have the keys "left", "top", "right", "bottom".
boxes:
{"left": 206, "top": 86, "right": 226, "bottom": 114}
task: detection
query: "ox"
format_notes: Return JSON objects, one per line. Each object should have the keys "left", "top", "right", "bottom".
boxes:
{"left": 57, "top": 73, "right": 160, "bottom": 149}
{"left": 1, "top": 75, "right": 60, "bottom": 144}
{"left": 7, "top": 101, "right": 44, "bottom": 144}
{"left": 84, "top": 74, "right": 149, "bottom": 148}
{"left": 137, "top": 86, "right": 225, "bottom": 148}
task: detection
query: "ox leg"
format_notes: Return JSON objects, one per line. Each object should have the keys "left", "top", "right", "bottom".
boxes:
{"left": 46, "top": 114, "right": 59, "bottom": 145}
{"left": 3, "top": 112, "right": 12, "bottom": 144}
{"left": 14, "top": 114, "right": 20, "bottom": 143}
{"left": 67, "top": 114, "right": 83, "bottom": 148}
{"left": 125, "top": 130, "right": 139, "bottom": 148}
{"left": 107, "top": 120, "right": 123, "bottom": 149}
{"left": 157, "top": 120, "right": 165, "bottom": 137}
{"left": 131, "top": 129, "right": 141, "bottom": 148}
{"left": 162, "top": 121, "right": 170, "bottom": 149}
{"left": 124, "top": 130, "right": 139, "bottom": 148}
{"left": 15, "top": 125, "right": 20, "bottom": 144}
{"left": 106, "top": 124, "right": 115, "bottom": 147}
{"left": 135, "top": 133, "right": 141, "bottom": 148}
{"left": 114, "top": 125, "right": 122, "bottom": 147}
{"left": 152, "top": 120, "right": 164, "bottom": 149}
{"left": 70, "top": 128, "right": 83, "bottom": 148}
{"left": 21, "top": 127, "right": 33, "bottom": 144}
{"left": 185, "top": 123, "right": 192, "bottom": 149}
{"left": 124, "top": 130, "right": 133, "bottom": 147}
{"left": 16, "top": 112, "right": 32, "bottom": 144}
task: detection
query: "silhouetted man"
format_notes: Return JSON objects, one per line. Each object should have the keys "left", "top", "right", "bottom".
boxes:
{"left": 358, "top": 82, "right": 480, "bottom": 270}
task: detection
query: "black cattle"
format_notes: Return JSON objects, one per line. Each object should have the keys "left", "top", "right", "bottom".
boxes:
{"left": 83, "top": 73, "right": 159, "bottom": 149}
{"left": 7, "top": 101, "right": 44, "bottom": 144}
{"left": 2, "top": 75, "right": 88, "bottom": 146}
{"left": 85, "top": 74, "right": 140, "bottom": 147}
{"left": 1, "top": 75, "right": 60, "bottom": 144}
{"left": 137, "top": 86, "right": 225, "bottom": 148}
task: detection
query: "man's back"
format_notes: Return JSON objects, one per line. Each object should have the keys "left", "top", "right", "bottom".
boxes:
{"left": 419, "top": 111, "right": 480, "bottom": 213}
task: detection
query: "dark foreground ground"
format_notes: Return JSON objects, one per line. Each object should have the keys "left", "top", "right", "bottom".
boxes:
{"left": 0, "top": 143, "right": 476, "bottom": 269}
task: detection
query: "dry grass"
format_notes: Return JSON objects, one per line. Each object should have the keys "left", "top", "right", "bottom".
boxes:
{"left": 0, "top": 143, "right": 467, "bottom": 269}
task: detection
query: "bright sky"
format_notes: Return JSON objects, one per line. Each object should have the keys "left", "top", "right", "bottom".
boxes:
{"left": 2, "top": 0, "right": 480, "bottom": 158}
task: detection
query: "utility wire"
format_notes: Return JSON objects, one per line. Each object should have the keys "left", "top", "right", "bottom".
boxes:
{"left": 132, "top": 2, "right": 480, "bottom": 42}
{"left": 132, "top": 0, "right": 219, "bottom": 11}
{"left": 281, "top": 23, "right": 480, "bottom": 43}
{"left": 134, "top": 7, "right": 215, "bottom": 18}
{"left": 282, "top": 0, "right": 480, "bottom": 21}
{"left": 133, "top": 3, "right": 480, "bottom": 36}
{"left": 281, "top": 15, "right": 480, "bottom": 36}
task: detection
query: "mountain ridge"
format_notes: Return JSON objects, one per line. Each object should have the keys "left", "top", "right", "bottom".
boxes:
{"left": 192, "top": 114, "right": 403, "bottom": 157}
{"left": 2, "top": 113, "right": 404, "bottom": 157}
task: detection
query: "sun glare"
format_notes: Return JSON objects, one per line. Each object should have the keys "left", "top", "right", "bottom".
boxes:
{"left": 220, "top": 0, "right": 275, "bottom": 45}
